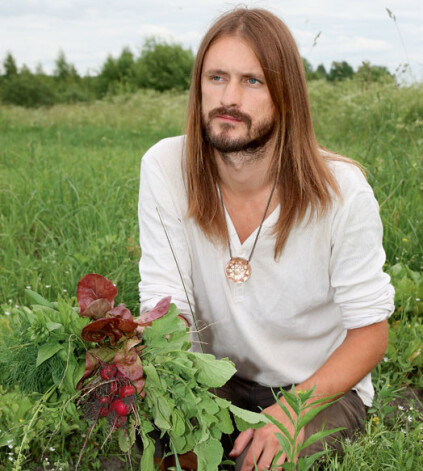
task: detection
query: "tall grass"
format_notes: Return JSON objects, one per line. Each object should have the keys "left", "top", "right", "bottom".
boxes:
{"left": 0, "top": 81, "right": 422, "bottom": 469}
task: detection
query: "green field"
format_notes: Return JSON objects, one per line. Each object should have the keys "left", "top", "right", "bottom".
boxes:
{"left": 0, "top": 81, "right": 422, "bottom": 469}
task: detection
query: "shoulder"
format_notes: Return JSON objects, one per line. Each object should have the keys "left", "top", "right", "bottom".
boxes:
{"left": 322, "top": 151, "right": 373, "bottom": 199}
{"left": 139, "top": 135, "right": 188, "bottom": 204}
{"left": 142, "top": 135, "right": 186, "bottom": 173}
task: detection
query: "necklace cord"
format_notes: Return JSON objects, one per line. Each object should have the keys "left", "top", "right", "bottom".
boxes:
{"left": 219, "top": 180, "right": 277, "bottom": 262}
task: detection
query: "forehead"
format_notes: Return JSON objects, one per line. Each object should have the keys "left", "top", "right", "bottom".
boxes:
{"left": 202, "top": 35, "right": 264, "bottom": 74}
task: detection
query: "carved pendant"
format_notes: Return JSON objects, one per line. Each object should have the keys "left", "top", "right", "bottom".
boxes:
{"left": 225, "top": 257, "right": 252, "bottom": 283}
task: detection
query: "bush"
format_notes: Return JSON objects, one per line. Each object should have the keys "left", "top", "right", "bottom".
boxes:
{"left": 135, "top": 37, "right": 194, "bottom": 92}
{"left": 0, "top": 71, "right": 57, "bottom": 107}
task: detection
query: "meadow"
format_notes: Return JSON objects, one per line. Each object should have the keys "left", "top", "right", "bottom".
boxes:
{"left": 0, "top": 80, "right": 422, "bottom": 470}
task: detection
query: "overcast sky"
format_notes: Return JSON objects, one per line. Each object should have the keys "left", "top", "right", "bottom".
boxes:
{"left": 1, "top": 0, "right": 422, "bottom": 81}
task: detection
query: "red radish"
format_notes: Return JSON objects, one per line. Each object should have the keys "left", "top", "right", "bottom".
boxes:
{"left": 111, "top": 399, "right": 130, "bottom": 416}
{"left": 100, "top": 364, "right": 117, "bottom": 380}
{"left": 119, "top": 385, "right": 135, "bottom": 398}
{"left": 99, "top": 406, "right": 109, "bottom": 417}
{"left": 99, "top": 396, "right": 111, "bottom": 405}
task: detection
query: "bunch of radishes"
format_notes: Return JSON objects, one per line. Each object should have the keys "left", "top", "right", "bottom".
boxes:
{"left": 82, "top": 362, "right": 143, "bottom": 430}
{"left": 75, "top": 274, "right": 169, "bottom": 432}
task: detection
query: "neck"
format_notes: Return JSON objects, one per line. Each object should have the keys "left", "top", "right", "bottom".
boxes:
{"left": 215, "top": 144, "right": 274, "bottom": 196}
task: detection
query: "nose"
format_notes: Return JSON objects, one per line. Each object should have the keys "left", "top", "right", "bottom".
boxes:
{"left": 220, "top": 79, "right": 242, "bottom": 108}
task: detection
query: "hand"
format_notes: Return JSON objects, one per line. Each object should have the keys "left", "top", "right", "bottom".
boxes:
{"left": 229, "top": 399, "right": 305, "bottom": 471}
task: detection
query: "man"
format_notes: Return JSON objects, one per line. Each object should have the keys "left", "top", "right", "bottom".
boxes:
{"left": 138, "top": 8, "right": 394, "bottom": 470}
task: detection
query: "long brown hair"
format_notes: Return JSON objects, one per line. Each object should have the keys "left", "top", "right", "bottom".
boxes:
{"left": 185, "top": 7, "right": 343, "bottom": 258}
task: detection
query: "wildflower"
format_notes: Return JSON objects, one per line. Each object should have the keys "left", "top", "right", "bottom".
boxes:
{"left": 383, "top": 356, "right": 390, "bottom": 362}
{"left": 8, "top": 457, "right": 13, "bottom": 461}
{"left": 8, "top": 444, "right": 13, "bottom": 449}
{"left": 5, "top": 311, "right": 10, "bottom": 315}
{"left": 26, "top": 285, "right": 31, "bottom": 289}
{"left": 372, "top": 416, "right": 380, "bottom": 424}
{"left": 63, "top": 289, "right": 67, "bottom": 293}
{"left": 407, "top": 415, "right": 412, "bottom": 422}
{"left": 402, "top": 238, "right": 408, "bottom": 242}
{"left": 45, "top": 284, "right": 51, "bottom": 288}
{"left": 8, "top": 299, "right": 12, "bottom": 303}
{"left": 398, "top": 405, "right": 405, "bottom": 410}
{"left": 49, "top": 446, "right": 55, "bottom": 452}
{"left": 19, "top": 418, "right": 23, "bottom": 423}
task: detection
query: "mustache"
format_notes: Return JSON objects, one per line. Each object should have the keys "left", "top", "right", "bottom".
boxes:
{"left": 208, "top": 107, "right": 252, "bottom": 128}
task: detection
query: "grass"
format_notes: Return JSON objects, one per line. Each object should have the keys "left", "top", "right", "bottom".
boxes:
{"left": 0, "top": 81, "right": 422, "bottom": 469}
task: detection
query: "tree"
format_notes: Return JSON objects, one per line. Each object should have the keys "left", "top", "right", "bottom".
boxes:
{"left": 54, "top": 50, "right": 79, "bottom": 81}
{"left": 356, "top": 61, "right": 395, "bottom": 84}
{"left": 135, "top": 37, "right": 194, "bottom": 91}
{"left": 316, "top": 64, "right": 328, "bottom": 80}
{"left": 328, "top": 61, "right": 355, "bottom": 82}
{"left": 3, "top": 52, "right": 18, "bottom": 77}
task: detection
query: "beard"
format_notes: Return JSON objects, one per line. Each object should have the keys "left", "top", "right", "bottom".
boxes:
{"left": 202, "top": 106, "right": 275, "bottom": 155}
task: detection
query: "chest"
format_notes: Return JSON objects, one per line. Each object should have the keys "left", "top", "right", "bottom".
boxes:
{"left": 225, "top": 199, "right": 279, "bottom": 245}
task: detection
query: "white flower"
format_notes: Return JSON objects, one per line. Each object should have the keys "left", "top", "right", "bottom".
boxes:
{"left": 7, "top": 439, "right": 13, "bottom": 444}
{"left": 63, "top": 289, "right": 67, "bottom": 293}
{"left": 8, "top": 456, "right": 13, "bottom": 461}
{"left": 407, "top": 415, "right": 413, "bottom": 422}
{"left": 26, "top": 286, "right": 31, "bottom": 289}
{"left": 383, "top": 356, "right": 390, "bottom": 362}
{"left": 8, "top": 299, "right": 12, "bottom": 303}
{"left": 4, "top": 311, "right": 10, "bottom": 316}
{"left": 398, "top": 405, "right": 405, "bottom": 410}
{"left": 45, "top": 285, "right": 51, "bottom": 288}
{"left": 49, "top": 446, "right": 55, "bottom": 451}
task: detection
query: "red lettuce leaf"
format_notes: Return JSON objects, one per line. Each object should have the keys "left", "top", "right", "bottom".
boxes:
{"left": 76, "top": 350, "right": 100, "bottom": 389}
{"left": 108, "top": 304, "right": 133, "bottom": 321}
{"left": 80, "top": 298, "right": 112, "bottom": 320}
{"left": 77, "top": 274, "right": 118, "bottom": 315}
{"left": 113, "top": 348, "right": 144, "bottom": 381}
{"left": 81, "top": 318, "right": 122, "bottom": 344}
{"left": 137, "top": 296, "right": 171, "bottom": 325}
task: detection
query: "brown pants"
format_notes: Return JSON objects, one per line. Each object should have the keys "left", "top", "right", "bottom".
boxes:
{"left": 216, "top": 375, "right": 367, "bottom": 469}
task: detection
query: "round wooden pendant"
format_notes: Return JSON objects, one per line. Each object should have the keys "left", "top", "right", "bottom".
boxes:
{"left": 225, "top": 257, "right": 252, "bottom": 283}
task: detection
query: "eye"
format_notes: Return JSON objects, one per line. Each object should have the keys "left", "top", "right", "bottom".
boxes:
{"left": 210, "top": 75, "right": 223, "bottom": 82}
{"left": 246, "top": 77, "right": 261, "bottom": 85}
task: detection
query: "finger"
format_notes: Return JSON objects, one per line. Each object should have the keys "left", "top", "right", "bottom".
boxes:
{"left": 256, "top": 445, "right": 282, "bottom": 471}
{"left": 273, "top": 450, "right": 287, "bottom": 470}
{"left": 239, "top": 437, "right": 263, "bottom": 471}
{"left": 229, "top": 428, "right": 254, "bottom": 458}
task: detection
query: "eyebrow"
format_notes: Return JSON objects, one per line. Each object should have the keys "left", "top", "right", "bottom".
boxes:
{"left": 203, "top": 68, "right": 266, "bottom": 81}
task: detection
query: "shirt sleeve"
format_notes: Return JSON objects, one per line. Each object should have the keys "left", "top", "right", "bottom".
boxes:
{"left": 137, "top": 145, "right": 194, "bottom": 325}
{"left": 330, "top": 187, "right": 395, "bottom": 329}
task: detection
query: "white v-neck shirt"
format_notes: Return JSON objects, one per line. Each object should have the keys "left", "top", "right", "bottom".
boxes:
{"left": 138, "top": 136, "right": 394, "bottom": 406}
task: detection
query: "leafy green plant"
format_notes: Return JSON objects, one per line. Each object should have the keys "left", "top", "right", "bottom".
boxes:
{"left": 265, "top": 387, "right": 343, "bottom": 470}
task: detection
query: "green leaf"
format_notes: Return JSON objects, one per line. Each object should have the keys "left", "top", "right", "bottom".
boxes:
{"left": 36, "top": 343, "right": 64, "bottom": 367}
{"left": 117, "top": 427, "right": 131, "bottom": 453}
{"left": 171, "top": 409, "right": 186, "bottom": 437}
{"left": 143, "top": 363, "right": 163, "bottom": 389}
{"left": 265, "top": 413, "right": 294, "bottom": 447}
{"left": 46, "top": 321, "right": 63, "bottom": 332}
{"left": 188, "top": 352, "right": 236, "bottom": 387}
{"left": 194, "top": 437, "right": 223, "bottom": 471}
{"left": 275, "top": 431, "right": 294, "bottom": 457}
{"left": 296, "top": 397, "right": 340, "bottom": 431}
{"left": 298, "top": 427, "right": 344, "bottom": 452}
{"left": 139, "top": 428, "right": 155, "bottom": 471}
{"left": 215, "top": 406, "right": 234, "bottom": 434}
{"left": 229, "top": 404, "right": 268, "bottom": 431}
{"left": 25, "top": 289, "right": 54, "bottom": 309}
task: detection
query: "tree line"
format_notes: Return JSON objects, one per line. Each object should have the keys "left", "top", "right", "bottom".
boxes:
{"left": 0, "top": 38, "right": 395, "bottom": 108}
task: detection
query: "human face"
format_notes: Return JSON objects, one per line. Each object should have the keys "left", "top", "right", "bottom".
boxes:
{"left": 201, "top": 35, "right": 275, "bottom": 154}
